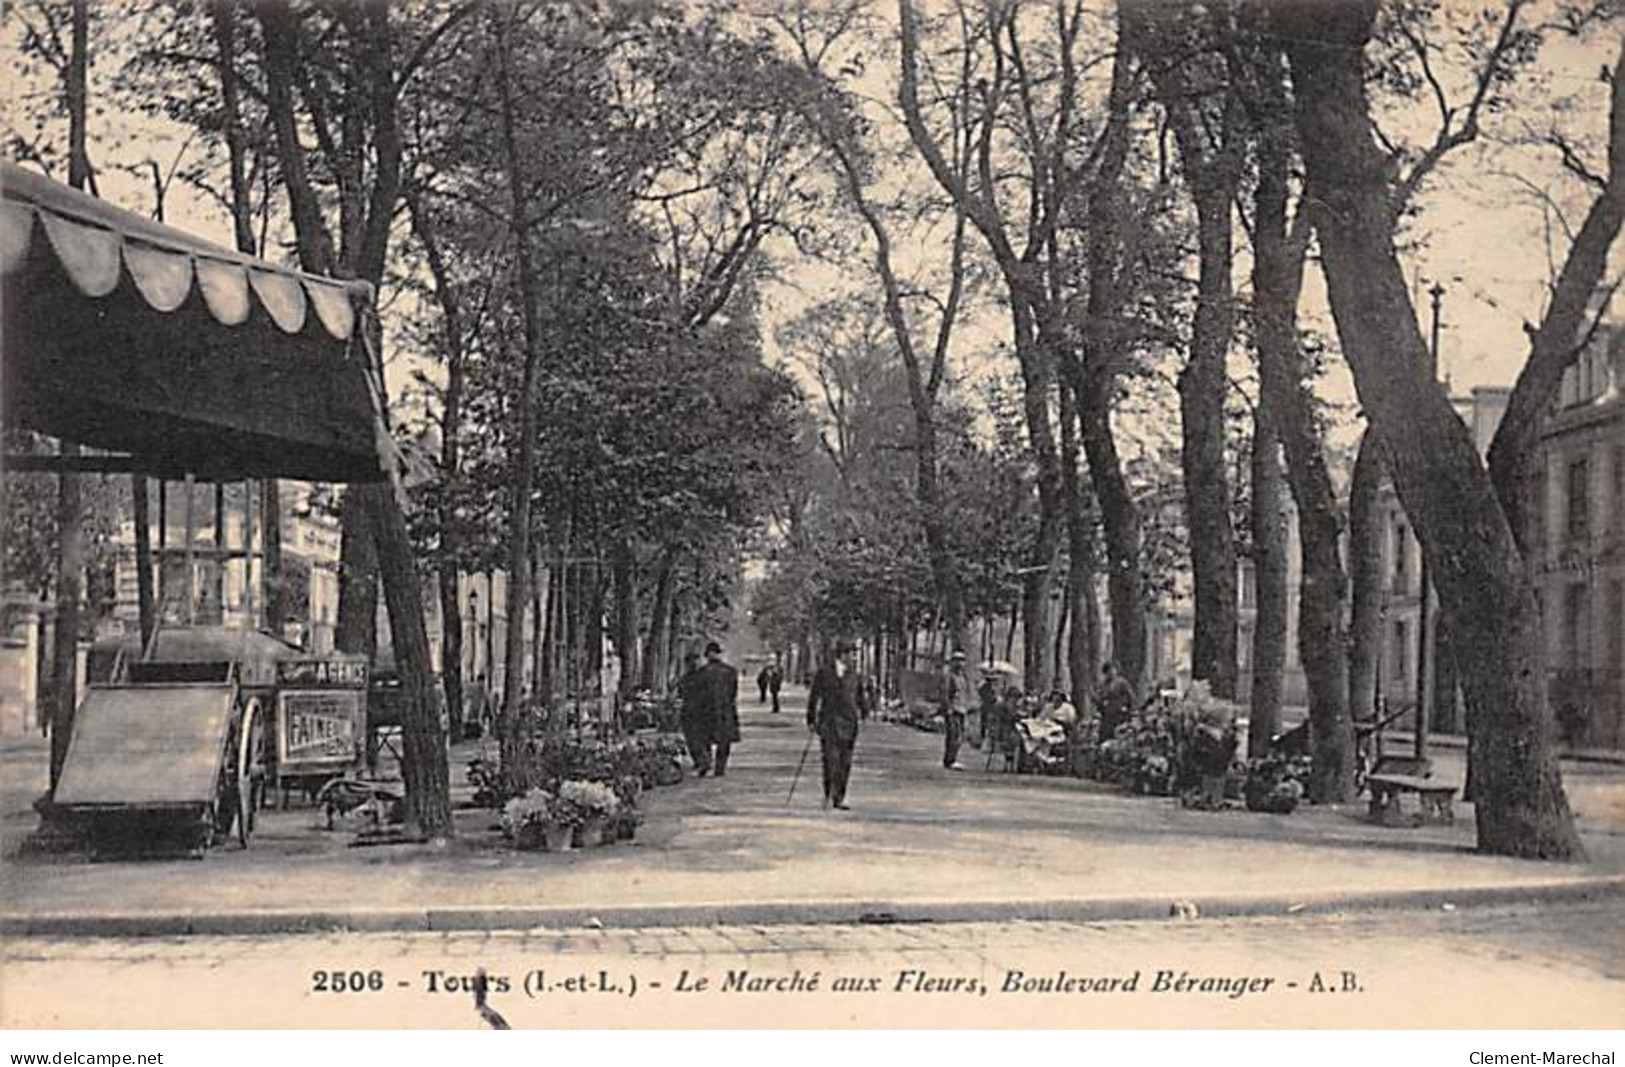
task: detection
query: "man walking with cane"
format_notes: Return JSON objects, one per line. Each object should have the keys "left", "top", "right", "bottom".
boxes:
{"left": 806, "top": 642, "right": 866, "bottom": 810}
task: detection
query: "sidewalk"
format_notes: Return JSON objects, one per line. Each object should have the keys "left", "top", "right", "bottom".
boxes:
{"left": 3, "top": 686, "right": 1623, "bottom": 937}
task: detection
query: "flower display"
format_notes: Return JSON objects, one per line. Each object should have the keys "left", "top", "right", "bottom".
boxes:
{"left": 558, "top": 779, "right": 620, "bottom": 820}
{"left": 500, "top": 788, "right": 563, "bottom": 838}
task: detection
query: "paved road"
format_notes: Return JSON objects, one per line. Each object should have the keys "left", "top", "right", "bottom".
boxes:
{"left": 4, "top": 901, "right": 1621, "bottom": 1028}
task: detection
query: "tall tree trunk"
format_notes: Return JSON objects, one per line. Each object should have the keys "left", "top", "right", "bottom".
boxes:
{"left": 439, "top": 570, "right": 463, "bottom": 737}
{"left": 48, "top": 443, "right": 82, "bottom": 794}
{"left": 1279, "top": 0, "right": 1579, "bottom": 857}
{"left": 334, "top": 489, "right": 376, "bottom": 659}
{"left": 493, "top": 10, "right": 546, "bottom": 767}
{"left": 1132, "top": 0, "right": 1243, "bottom": 701}
{"left": 1347, "top": 428, "right": 1384, "bottom": 723}
{"left": 612, "top": 538, "right": 639, "bottom": 698}
{"left": 258, "top": 0, "right": 443, "bottom": 831}
{"left": 530, "top": 541, "right": 543, "bottom": 700}
{"left": 1078, "top": 369, "right": 1146, "bottom": 695}
{"left": 1251, "top": 94, "right": 1354, "bottom": 798}
{"left": 370, "top": 481, "right": 451, "bottom": 837}
{"left": 1248, "top": 410, "right": 1288, "bottom": 755}
{"left": 641, "top": 546, "right": 677, "bottom": 692}
{"left": 132, "top": 477, "right": 155, "bottom": 648}
{"left": 210, "top": 0, "right": 257, "bottom": 257}
{"left": 1177, "top": 180, "right": 1240, "bottom": 700}
{"left": 405, "top": 185, "right": 466, "bottom": 738}
{"left": 912, "top": 407, "right": 968, "bottom": 652}
{"left": 259, "top": 481, "right": 284, "bottom": 635}
{"left": 1345, "top": 428, "right": 1384, "bottom": 721}
{"left": 1066, "top": 32, "right": 1144, "bottom": 697}
{"left": 1059, "top": 377, "right": 1097, "bottom": 711}
{"left": 1014, "top": 303, "right": 1062, "bottom": 693}
{"left": 539, "top": 555, "right": 558, "bottom": 697}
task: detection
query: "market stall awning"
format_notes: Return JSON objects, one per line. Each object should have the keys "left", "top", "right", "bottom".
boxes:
{"left": 1, "top": 162, "right": 391, "bottom": 483}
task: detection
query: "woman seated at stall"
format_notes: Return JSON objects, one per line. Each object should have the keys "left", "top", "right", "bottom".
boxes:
{"left": 1019, "top": 689, "right": 1077, "bottom": 768}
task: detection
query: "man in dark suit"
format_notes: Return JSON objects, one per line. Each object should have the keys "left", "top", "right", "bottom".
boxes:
{"left": 807, "top": 642, "right": 868, "bottom": 810}
{"left": 697, "top": 640, "right": 741, "bottom": 777}
{"left": 676, "top": 652, "right": 711, "bottom": 775}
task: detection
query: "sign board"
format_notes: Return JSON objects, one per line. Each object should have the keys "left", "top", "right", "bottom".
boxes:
{"left": 277, "top": 689, "right": 363, "bottom": 773}
{"left": 277, "top": 658, "right": 368, "bottom": 689}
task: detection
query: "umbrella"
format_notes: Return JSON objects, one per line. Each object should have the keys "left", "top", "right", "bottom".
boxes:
{"left": 979, "top": 660, "right": 1019, "bottom": 675}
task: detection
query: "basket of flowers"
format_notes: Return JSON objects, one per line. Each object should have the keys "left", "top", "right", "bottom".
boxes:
{"left": 1244, "top": 751, "right": 1312, "bottom": 814}
{"left": 501, "top": 788, "right": 578, "bottom": 852}
{"left": 559, "top": 780, "right": 620, "bottom": 847}
{"left": 466, "top": 756, "right": 506, "bottom": 809}
{"left": 638, "top": 736, "right": 686, "bottom": 787}
{"left": 610, "top": 775, "right": 644, "bottom": 840}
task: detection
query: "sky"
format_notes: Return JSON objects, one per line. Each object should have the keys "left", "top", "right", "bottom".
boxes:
{"left": 3, "top": 2, "right": 1618, "bottom": 458}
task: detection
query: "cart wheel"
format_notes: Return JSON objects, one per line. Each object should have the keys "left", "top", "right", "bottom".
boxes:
{"left": 236, "top": 698, "right": 265, "bottom": 848}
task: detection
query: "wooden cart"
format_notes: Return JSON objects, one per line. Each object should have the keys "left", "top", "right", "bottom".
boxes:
{"left": 54, "top": 655, "right": 264, "bottom": 855}
{"left": 78, "top": 628, "right": 371, "bottom": 850}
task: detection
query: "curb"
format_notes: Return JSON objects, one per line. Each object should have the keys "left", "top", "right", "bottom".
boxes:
{"left": 4, "top": 876, "right": 1622, "bottom": 940}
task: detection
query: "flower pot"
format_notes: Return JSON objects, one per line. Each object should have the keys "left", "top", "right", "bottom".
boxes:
{"left": 514, "top": 823, "right": 547, "bottom": 852}
{"left": 542, "top": 821, "right": 574, "bottom": 852}
{"left": 577, "top": 815, "right": 609, "bottom": 848}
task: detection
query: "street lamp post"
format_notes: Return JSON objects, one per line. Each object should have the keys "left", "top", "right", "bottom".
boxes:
{"left": 1415, "top": 281, "right": 1444, "bottom": 764}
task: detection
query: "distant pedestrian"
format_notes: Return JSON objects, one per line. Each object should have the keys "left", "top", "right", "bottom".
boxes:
{"left": 676, "top": 652, "right": 712, "bottom": 775}
{"left": 942, "top": 650, "right": 969, "bottom": 771}
{"left": 697, "top": 640, "right": 741, "bottom": 777}
{"left": 976, "top": 674, "right": 999, "bottom": 747}
{"left": 767, "top": 656, "right": 784, "bottom": 714}
{"left": 758, "top": 664, "right": 771, "bottom": 704}
{"left": 807, "top": 642, "right": 867, "bottom": 809}
{"left": 1098, "top": 662, "right": 1135, "bottom": 744}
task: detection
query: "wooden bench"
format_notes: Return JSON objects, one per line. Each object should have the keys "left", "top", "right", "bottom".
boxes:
{"left": 1366, "top": 758, "right": 1457, "bottom": 826}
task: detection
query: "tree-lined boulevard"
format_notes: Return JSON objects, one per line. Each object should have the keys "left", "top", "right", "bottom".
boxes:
{"left": 2, "top": 689, "right": 1624, "bottom": 1028}
{"left": 4, "top": 4, "right": 1625, "bottom": 1006}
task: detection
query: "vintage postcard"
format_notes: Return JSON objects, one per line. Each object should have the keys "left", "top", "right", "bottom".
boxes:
{"left": 1, "top": 0, "right": 1621, "bottom": 1033}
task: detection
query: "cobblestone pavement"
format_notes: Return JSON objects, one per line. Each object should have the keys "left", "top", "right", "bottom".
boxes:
{"left": 4, "top": 901, "right": 1621, "bottom": 1029}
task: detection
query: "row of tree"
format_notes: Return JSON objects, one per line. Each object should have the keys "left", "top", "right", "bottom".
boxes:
{"left": 747, "top": 0, "right": 1620, "bottom": 862}
{"left": 8, "top": 0, "right": 1618, "bottom": 860}
{"left": 8, "top": 0, "right": 829, "bottom": 835}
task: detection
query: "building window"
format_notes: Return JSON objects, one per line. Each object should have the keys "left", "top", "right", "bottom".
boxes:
{"left": 1390, "top": 619, "right": 1410, "bottom": 692}
{"left": 1528, "top": 466, "right": 1547, "bottom": 547}
{"left": 1392, "top": 519, "right": 1409, "bottom": 590}
{"left": 1567, "top": 459, "right": 1589, "bottom": 540}
{"left": 1563, "top": 583, "right": 1591, "bottom": 672}
{"left": 1611, "top": 581, "right": 1623, "bottom": 679}
{"left": 1614, "top": 446, "right": 1624, "bottom": 532}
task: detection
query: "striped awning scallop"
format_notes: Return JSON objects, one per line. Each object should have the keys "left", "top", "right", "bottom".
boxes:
{"left": 1, "top": 161, "right": 390, "bottom": 484}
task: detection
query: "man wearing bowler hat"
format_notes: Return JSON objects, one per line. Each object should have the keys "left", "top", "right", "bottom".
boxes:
{"left": 697, "top": 640, "right": 741, "bottom": 777}
{"left": 807, "top": 642, "right": 867, "bottom": 809}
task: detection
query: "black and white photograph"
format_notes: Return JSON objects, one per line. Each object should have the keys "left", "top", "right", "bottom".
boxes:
{"left": 1, "top": 0, "right": 1622, "bottom": 1041}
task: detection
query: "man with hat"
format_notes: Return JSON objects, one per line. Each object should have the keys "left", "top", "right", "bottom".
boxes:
{"left": 807, "top": 641, "right": 868, "bottom": 809}
{"left": 676, "top": 651, "right": 711, "bottom": 775}
{"left": 696, "top": 640, "right": 741, "bottom": 777}
{"left": 942, "top": 649, "right": 970, "bottom": 771}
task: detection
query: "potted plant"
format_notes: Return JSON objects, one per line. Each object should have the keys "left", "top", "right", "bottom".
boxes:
{"left": 501, "top": 788, "right": 577, "bottom": 852}
{"left": 1245, "top": 752, "right": 1311, "bottom": 814}
{"left": 611, "top": 775, "right": 644, "bottom": 841}
{"left": 559, "top": 780, "right": 620, "bottom": 847}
